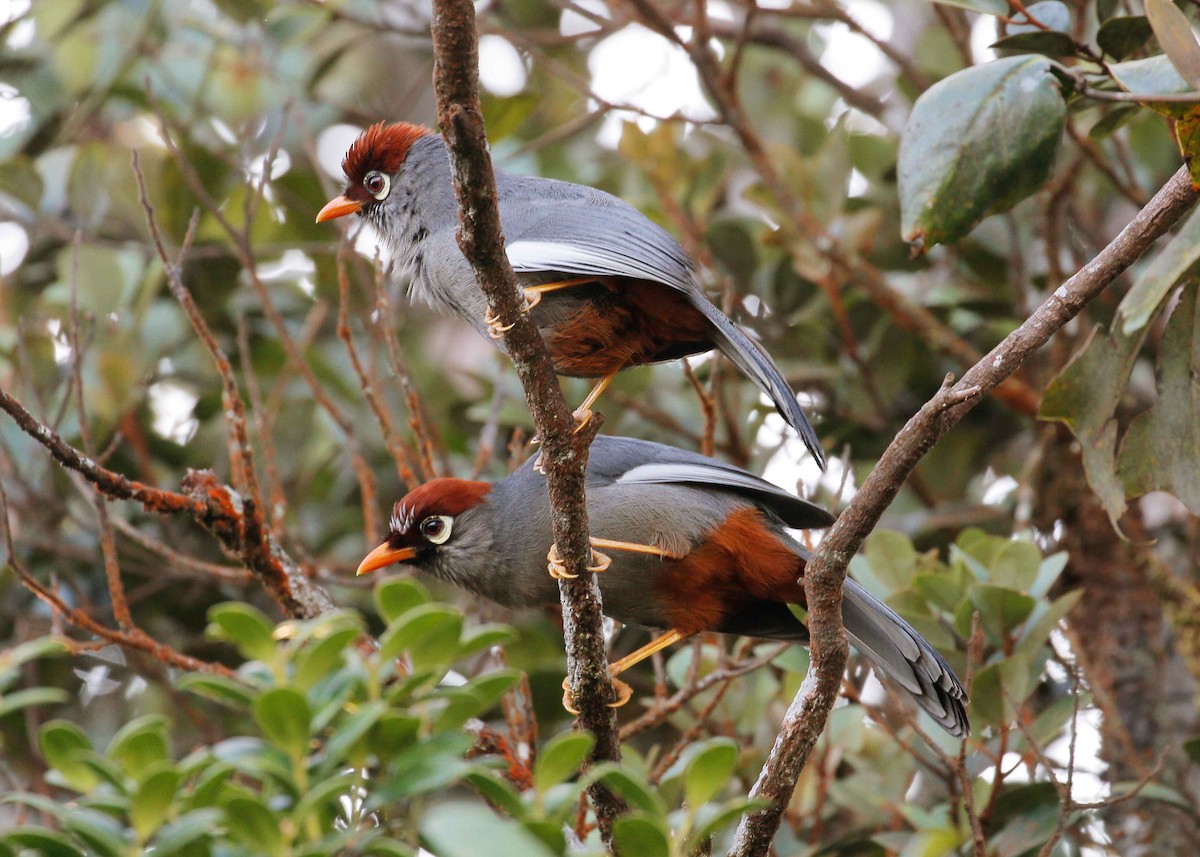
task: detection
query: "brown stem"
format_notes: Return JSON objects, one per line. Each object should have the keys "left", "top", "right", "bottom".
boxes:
{"left": 429, "top": 0, "right": 625, "bottom": 842}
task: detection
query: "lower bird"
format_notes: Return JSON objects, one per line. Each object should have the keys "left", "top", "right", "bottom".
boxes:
{"left": 356, "top": 436, "right": 968, "bottom": 737}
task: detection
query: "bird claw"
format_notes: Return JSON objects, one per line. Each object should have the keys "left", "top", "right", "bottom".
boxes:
{"left": 532, "top": 452, "right": 546, "bottom": 475}
{"left": 561, "top": 675, "right": 633, "bottom": 714}
{"left": 547, "top": 543, "right": 577, "bottom": 579}
{"left": 522, "top": 289, "right": 543, "bottom": 311}
{"left": 484, "top": 308, "right": 515, "bottom": 339}
{"left": 571, "top": 407, "right": 594, "bottom": 434}
{"left": 547, "top": 543, "right": 611, "bottom": 578}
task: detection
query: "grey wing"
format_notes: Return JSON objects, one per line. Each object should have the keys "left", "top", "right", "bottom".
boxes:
{"left": 499, "top": 186, "right": 826, "bottom": 469}
{"left": 614, "top": 460, "right": 833, "bottom": 530}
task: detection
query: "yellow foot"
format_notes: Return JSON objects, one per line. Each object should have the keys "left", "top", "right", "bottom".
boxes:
{"left": 484, "top": 307, "right": 514, "bottom": 339}
{"left": 561, "top": 675, "right": 634, "bottom": 714}
{"left": 571, "top": 407, "right": 595, "bottom": 434}
{"left": 547, "top": 543, "right": 612, "bottom": 579}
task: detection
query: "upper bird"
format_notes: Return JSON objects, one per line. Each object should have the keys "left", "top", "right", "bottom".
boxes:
{"left": 318, "top": 122, "right": 826, "bottom": 470}
{"left": 355, "top": 435, "right": 969, "bottom": 737}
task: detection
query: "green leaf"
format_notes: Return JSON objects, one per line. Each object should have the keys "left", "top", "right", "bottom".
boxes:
{"left": 1096, "top": 16, "right": 1154, "bottom": 59}
{"left": 107, "top": 715, "right": 170, "bottom": 778}
{"left": 899, "top": 56, "right": 1066, "bottom": 249}
{"left": 293, "top": 626, "right": 360, "bottom": 691}
{"left": 292, "top": 770, "right": 359, "bottom": 829}
{"left": 1146, "top": 0, "right": 1200, "bottom": 89}
{"left": 0, "top": 686, "right": 69, "bottom": 716}
{"left": 1015, "top": 590, "right": 1083, "bottom": 657}
{"left": 683, "top": 738, "right": 738, "bottom": 807}
{"left": 857, "top": 529, "right": 920, "bottom": 592}
{"left": 253, "top": 687, "right": 312, "bottom": 758}
{"left": 990, "top": 540, "right": 1042, "bottom": 592}
{"left": 316, "top": 699, "right": 387, "bottom": 771}
{"left": 176, "top": 673, "right": 255, "bottom": 709}
{"left": 150, "top": 809, "right": 222, "bottom": 855}
{"left": 1040, "top": 321, "right": 1148, "bottom": 529}
{"left": 207, "top": 603, "right": 279, "bottom": 663}
{"left": 39, "top": 720, "right": 100, "bottom": 792}
{"left": 589, "top": 764, "right": 668, "bottom": 815}
{"left": 691, "top": 798, "right": 771, "bottom": 847}
{"left": 1118, "top": 284, "right": 1200, "bottom": 514}
{"left": 374, "top": 577, "right": 431, "bottom": 623}
{"left": 130, "top": 765, "right": 180, "bottom": 841}
{"left": 223, "top": 795, "right": 283, "bottom": 856}
{"left": 611, "top": 815, "right": 671, "bottom": 857}
{"left": 933, "top": 0, "right": 1006, "bottom": 15}
{"left": 534, "top": 731, "right": 594, "bottom": 793}
{"left": 1, "top": 828, "right": 86, "bottom": 857}
{"left": 1119, "top": 206, "right": 1200, "bottom": 335}
{"left": 0, "top": 637, "right": 68, "bottom": 682}
{"left": 971, "top": 585, "right": 1036, "bottom": 640}
{"left": 379, "top": 603, "right": 464, "bottom": 668}
{"left": 991, "top": 31, "right": 1077, "bottom": 57}
{"left": 464, "top": 771, "right": 527, "bottom": 818}
{"left": 1110, "top": 54, "right": 1192, "bottom": 95}
{"left": 457, "top": 624, "right": 518, "bottom": 658}
{"left": 420, "top": 801, "right": 557, "bottom": 857}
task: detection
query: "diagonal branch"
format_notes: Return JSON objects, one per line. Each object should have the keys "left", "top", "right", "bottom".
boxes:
{"left": 728, "top": 166, "right": 1199, "bottom": 857}
{"left": 428, "top": 0, "right": 626, "bottom": 841}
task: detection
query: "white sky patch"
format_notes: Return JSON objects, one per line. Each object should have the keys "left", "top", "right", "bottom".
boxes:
{"left": 588, "top": 24, "right": 717, "bottom": 147}
{"left": 814, "top": 0, "right": 893, "bottom": 89}
{"left": 560, "top": 0, "right": 609, "bottom": 37}
{"left": 970, "top": 15, "right": 999, "bottom": 64}
{"left": 259, "top": 248, "right": 317, "bottom": 298}
{"left": 479, "top": 35, "right": 527, "bottom": 96}
{"left": 316, "top": 123, "right": 362, "bottom": 181}
{"left": 0, "top": 82, "right": 30, "bottom": 139}
{"left": 0, "top": 221, "right": 28, "bottom": 275}
{"left": 45, "top": 319, "right": 72, "bottom": 365}
{"left": 148, "top": 380, "right": 199, "bottom": 445}
{"left": 981, "top": 471, "right": 1018, "bottom": 506}
{"left": 248, "top": 147, "right": 291, "bottom": 184}
{"left": 848, "top": 167, "right": 869, "bottom": 197}
{"left": 757, "top": 405, "right": 848, "bottom": 530}
{"left": 1, "top": 0, "right": 32, "bottom": 49}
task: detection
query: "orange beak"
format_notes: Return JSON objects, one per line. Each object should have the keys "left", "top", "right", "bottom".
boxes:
{"left": 356, "top": 542, "right": 417, "bottom": 576}
{"left": 316, "top": 194, "right": 362, "bottom": 223}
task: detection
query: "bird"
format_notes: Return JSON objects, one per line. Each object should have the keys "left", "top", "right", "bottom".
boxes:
{"left": 355, "top": 435, "right": 969, "bottom": 737}
{"left": 317, "top": 122, "right": 826, "bottom": 470}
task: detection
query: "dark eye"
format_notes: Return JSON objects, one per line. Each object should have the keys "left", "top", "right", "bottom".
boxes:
{"left": 363, "top": 171, "right": 390, "bottom": 199}
{"left": 420, "top": 515, "right": 453, "bottom": 544}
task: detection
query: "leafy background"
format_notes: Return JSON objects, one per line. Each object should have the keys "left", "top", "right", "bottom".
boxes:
{"left": 1, "top": 0, "right": 1199, "bottom": 854}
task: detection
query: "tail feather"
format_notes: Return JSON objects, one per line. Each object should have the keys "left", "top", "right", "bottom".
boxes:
{"left": 690, "top": 295, "right": 827, "bottom": 470}
{"left": 842, "top": 579, "right": 970, "bottom": 737}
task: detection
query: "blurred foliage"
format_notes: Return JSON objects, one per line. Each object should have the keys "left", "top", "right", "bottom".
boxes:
{"left": 2, "top": 0, "right": 1200, "bottom": 854}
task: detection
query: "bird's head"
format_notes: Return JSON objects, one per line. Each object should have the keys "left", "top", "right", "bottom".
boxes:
{"left": 315, "top": 122, "right": 435, "bottom": 225}
{"left": 356, "top": 478, "right": 492, "bottom": 576}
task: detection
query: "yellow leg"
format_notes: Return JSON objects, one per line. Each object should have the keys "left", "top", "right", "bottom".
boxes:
{"left": 485, "top": 278, "right": 596, "bottom": 339}
{"left": 589, "top": 537, "right": 685, "bottom": 561}
{"left": 561, "top": 628, "right": 689, "bottom": 713}
{"left": 522, "top": 277, "right": 595, "bottom": 310}
{"left": 546, "top": 542, "right": 612, "bottom": 580}
{"left": 573, "top": 371, "right": 617, "bottom": 433}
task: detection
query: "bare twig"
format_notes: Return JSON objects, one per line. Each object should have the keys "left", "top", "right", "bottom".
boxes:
{"left": 728, "top": 165, "right": 1199, "bottom": 857}
{"left": 429, "top": 0, "right": 625, "bottom": 841}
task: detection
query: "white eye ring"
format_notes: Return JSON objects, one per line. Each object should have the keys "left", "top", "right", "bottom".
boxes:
{"left": 420, "top": 515, "right": 453, "bottom": 545}
{"left": 364, "top": 171, "right": 390, "bottom": 200}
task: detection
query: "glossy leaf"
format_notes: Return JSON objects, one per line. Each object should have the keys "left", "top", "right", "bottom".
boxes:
{"left": 1146, "top": 0, "right": 1200, "bottom": 89}
{"left": 683, "top": 738, "right": 738, "bottom": 807}
{"left": 420, "top": 801, "right": 557, "bottom": 857}
{"left": 206, "top": 603, "right": 279, "bottom": 663}
{"left": 611, "top": 815, "right": 671, "bottom": 857}
{"left": 252, "top": 687, "right": 313, "bottom": 758}
{"left": 533, "top": 731, "right": 594, "bottom": 793}
{"left": 39, "top": 720, "right": 100, "bottom": 792}
{"left": 899, "top": 56, "right": 1066, "bottom": 249}
{"left": 1096, "top": 16, "right": 1154, "bottom": 59}
{"left": 374, "top": 577, "right": 431, "bottom": 624}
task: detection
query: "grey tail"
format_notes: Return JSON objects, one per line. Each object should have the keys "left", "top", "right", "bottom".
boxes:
{"left": 842, "top": 579, "right": 970, "bottom": 738}
{"left": 691, "top": 295, "right": 827, "bottom": 470}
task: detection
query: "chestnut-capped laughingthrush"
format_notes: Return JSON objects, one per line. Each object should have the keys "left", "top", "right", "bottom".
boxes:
{"left": 356, "top": 435, "right": 969, "bottom": 737}
{"left": 318, "top": 123, "right": 827, "bottom": 470}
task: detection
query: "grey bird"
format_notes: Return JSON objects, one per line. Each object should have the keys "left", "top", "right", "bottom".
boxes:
{"left": 317, "top": 122, "right": 826, "bottom": 469}
{"left": 355, "top": 435, "right": 969, "bottom": 737}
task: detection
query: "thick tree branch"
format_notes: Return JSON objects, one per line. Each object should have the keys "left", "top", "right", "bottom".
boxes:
{"left": 729, "top": 165, "right": 1200, "bottom": 857}
{"left": 428, "top": 0, "right": 625, "bottom": 839}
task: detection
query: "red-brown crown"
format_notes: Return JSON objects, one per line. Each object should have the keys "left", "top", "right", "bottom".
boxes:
{"left": 342, "top": 122, "right": 434, "bottom": 187}
{"left": 389, "top": 478, "right": 491, "bottom": 535}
